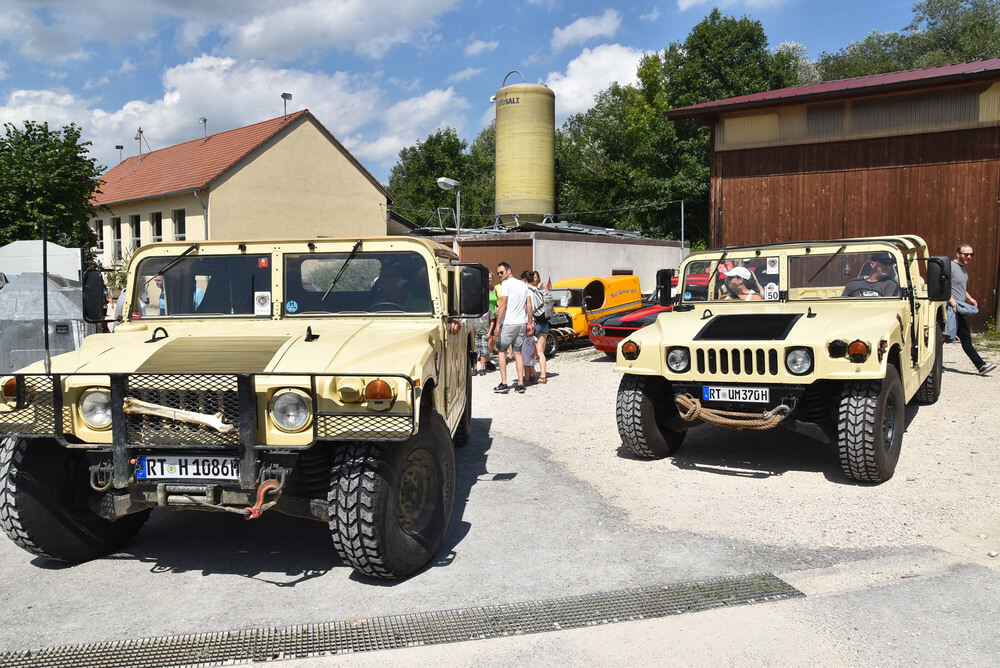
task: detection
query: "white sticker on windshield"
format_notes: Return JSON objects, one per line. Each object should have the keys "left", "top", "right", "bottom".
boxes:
{"left": 254, "top": 292, "right": 271, "bottom": 316}
{"left": 765, "top": 257, "right": 779, "bottom": 274}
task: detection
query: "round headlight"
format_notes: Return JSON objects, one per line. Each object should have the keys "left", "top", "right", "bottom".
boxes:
{"left": 786, "top": 348, "right": 813, "bottom": 375}
{"left": 591, "top": 325, "right": 605, "bottom": 337}
{"left": 270, "top": 390, "right": 311, "bottom": 432}
{"left": 80, "top": 389, "right": 112, "bottom": 430}
{"left": 666, "top": 347, "right": 690, "bottom": 373}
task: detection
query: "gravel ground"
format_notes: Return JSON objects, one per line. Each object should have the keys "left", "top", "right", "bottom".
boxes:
{"left": 475, "top": 339, "right": 1000, "bottom": 566}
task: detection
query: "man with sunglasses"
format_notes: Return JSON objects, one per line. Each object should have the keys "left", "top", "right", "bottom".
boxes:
{"left": 948, "top": 244, "right": 995, "bottom": 375}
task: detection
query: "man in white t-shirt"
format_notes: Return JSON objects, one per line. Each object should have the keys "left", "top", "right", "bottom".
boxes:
{"left": 493, "top": 261, "right": 534, "bottom": 393}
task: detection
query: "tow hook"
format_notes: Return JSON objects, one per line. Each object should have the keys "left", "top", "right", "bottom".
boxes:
{"left": 89, "top": 461, "right": 114, "bottom": 492}
{"left": 244, "top": 478, "right": 282, "bottom": 520}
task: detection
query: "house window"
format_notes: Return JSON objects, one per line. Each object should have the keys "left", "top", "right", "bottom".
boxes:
{"left": 111, "top": 217, "right": 122, "bottom": 262}
{"left": 151, "top": 211, "right": 163, "bottom": 242}
{"left": 91, "top": 219, "right": 104, "bottom": 251}
{"left": 129, "top": 214, "right": 141, "bottom": 250}
{"left": 172, "top": 209, "right": 186, "bottom": 241}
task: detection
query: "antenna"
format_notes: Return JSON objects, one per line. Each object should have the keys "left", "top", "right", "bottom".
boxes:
{"left": 199, "top": 117, "right": 207, "bottom": 138}
{"left": 135, "top": 126, "right": 143, "bottom": 162}
{"left": 115, "top": 144, "right": 123, "bottom": 163}
{"left": 281, "top": 92, "right": 292, "bottom": 119}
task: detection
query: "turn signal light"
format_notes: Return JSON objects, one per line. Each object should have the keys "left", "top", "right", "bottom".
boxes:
{"left": 365, "top": 379, "right": 395, "bottom": 411}
{"left": 847, "top": 340, "right": 870, "bottom": 363}
{"left": 621, "top": 341, "right": 640, "bottom": 360}
{"left": 2, "top": 377, "right": 16, "bottom": 400}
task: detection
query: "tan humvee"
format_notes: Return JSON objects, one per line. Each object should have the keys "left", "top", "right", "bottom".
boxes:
{"left": 615, "top": 235, "right": 951, "bottom": 484}
{"left": 0, "top": 237, "right": 488, "bottom": 579}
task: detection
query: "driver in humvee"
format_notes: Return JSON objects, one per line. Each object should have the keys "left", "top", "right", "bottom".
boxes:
{"left": 841, "top": 251, "right": 900, "bottom": 297}
{"left": 369, "top": 256, "right": 432, "bottom": 312}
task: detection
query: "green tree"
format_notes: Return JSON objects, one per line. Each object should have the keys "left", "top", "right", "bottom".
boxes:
{"left": 556, "top": 9, "right": 799, "bottom": 243}
{"left": 387, "top": 124, "right": 497, "bottom": 229}
{"left": 0, "top": 121, "right": 103, "bottom": 264}
{"left": 817, "top": 0, "right": 1000, "bottom": 79}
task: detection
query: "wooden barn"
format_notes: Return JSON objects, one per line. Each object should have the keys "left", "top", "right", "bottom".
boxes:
{"left": 667, "top": 58, "right": 1000, "bottom": 327}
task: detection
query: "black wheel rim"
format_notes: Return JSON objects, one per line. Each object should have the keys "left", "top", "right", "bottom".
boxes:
{"left": 882, "top": 392, "right": 898, "bottom": 452}
{"left": 397, "top": 449, "right": 438, "bottom": 535}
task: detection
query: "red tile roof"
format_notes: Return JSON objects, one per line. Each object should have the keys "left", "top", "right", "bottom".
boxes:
{"left": 667, "top": 57, "right": 1000, "bottom": 120}
{"left": 93, "top": 109, "right": 391, "bottom": 205}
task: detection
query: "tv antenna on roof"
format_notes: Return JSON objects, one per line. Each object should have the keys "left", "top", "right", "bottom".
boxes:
{"left": 135, "top": 127, "right": 143, "bottom": 161}
{"left": 281, "top": 92, "right": 292, "bottom": 119}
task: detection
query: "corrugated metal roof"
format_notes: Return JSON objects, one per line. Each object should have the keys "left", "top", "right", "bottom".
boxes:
{"left": 93, "top": 110, "right": 391, "bottom": 205}
{"left": 667, "top": 57, "right": 1000, "bottom": 120}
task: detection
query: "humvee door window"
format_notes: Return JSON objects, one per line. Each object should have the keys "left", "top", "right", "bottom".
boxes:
{"left": 789, "top": 252, "right": 901, "bottom": 299}
{"left": 284, "top": 251, "right": 433, "bottom": 315}
{"left": 132, "top": 255, "right": 271, "bottom": 317}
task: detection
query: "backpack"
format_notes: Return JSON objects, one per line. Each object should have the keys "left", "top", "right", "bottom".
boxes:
{"left": 529, "top": 285, "right": 554, "bottom": 320}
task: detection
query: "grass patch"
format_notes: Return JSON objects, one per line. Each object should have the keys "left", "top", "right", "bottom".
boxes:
{"left": 975, "top": 319, "right": 1000, "bottom": 355}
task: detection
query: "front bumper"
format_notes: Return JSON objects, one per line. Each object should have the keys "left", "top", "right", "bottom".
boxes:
{"left": 0, "top": 372, "right": 417, "bottom": 490}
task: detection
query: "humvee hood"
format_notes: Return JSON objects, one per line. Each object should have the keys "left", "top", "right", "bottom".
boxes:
{"left": 56, "top": 320, "right": 439, "bottom": 375}
{"left": 660, "top": 302, "right": 902, "bottom": 343}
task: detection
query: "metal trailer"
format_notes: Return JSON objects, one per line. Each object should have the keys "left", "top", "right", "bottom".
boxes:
{"left": 0, "top": 273, "right": 90, "bottom": 373}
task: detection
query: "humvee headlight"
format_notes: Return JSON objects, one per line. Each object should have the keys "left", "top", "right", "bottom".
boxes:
{"left": 621, "top": 341, "right": 640, "bottom": 361}
{"left": 80, "top": 389, "right": 112, "bottom": 430}
{"left": 270, "top": 390, "right": 312, "bottom": 432}
{"left": 666, "top": 347, "right": 690, "bottom": 373}
{"left": 847, "top": 340, "right": 870, "bottom": 363}
{"left": 785, "top": 348, "right": 813, "bottom": 375}
{"left": 364, "top": 379, "right": 396, "bottom": 411}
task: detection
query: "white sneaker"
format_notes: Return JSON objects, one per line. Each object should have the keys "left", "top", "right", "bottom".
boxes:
{"left": 979, "top": 362, "right": 996, "bottom": 376}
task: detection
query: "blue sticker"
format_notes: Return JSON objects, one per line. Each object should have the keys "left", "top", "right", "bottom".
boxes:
{"left": 285, "top": 300, "right": 299, "bottom": 313}
{"left": 684, "top": 292, "right": 692, "bottom": 300}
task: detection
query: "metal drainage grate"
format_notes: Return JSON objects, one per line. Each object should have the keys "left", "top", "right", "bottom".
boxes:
{"left": 0, "top": 573, "right": 803, "bottom": 668}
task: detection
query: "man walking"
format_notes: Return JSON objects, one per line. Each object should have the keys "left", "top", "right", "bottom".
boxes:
{"left": 949, "top": 244, "right": 995, "bottom": 376}
{"left": 493, "top": 262, "right": 534, "bottom": 393}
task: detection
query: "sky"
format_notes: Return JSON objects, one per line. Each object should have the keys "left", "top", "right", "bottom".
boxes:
{"left": 0, "top": 1, "right": 917, "bottom": 185}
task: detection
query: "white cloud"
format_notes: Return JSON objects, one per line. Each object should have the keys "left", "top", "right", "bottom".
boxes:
{"left": 545, "top": 44, "right": 644, "bottom": 123}
{"left": 641, "top": 8, "right": 661, "bottom": 22}
{"left": 347, "top": 87, "right": 469, "bottom": 168}
{"left": 447, "top": 67, "right": 484, "bottom": 84}
{"left": 551, "top": 9, "right": 621, "bottom": 52}
{"left": 0, "top": 56, "right": 383, "bottom": 173}
{"left": 222, "top": 0, "right": 461, "bottom": 60}
{"left": 118, "top": 59, "right": 137, "bottom": 75}
{"left": 465, "top": 39, "right": 499, "bottom": 56}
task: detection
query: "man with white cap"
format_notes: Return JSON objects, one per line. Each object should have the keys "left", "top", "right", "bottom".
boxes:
{"left": 722, "top": 266, "right": 763, "bottom": 301}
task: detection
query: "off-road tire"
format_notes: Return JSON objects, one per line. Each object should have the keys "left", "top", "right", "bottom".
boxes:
{"left": 837, "top": 366, "right": 905, "bottom": 483}
{"left": 914, "top": 329, "right": 943, "bottom": 405}
{"left": 0, "top": 436, "right": 150, "bottom": 562}
{"left": 453, "top": 364, "right": 472, "bottom": 448}
{"left": 616, "top": 374, "right": 685, "bottom": 459}
{"left": 327, "top": 408, "right": 456, "bottom": 579}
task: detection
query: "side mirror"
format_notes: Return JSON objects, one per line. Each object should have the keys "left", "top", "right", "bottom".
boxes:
{"left": 926, "top": 256, "right": 952, "bottom": 302}
{"left": 655, "top": 269, "right": 675, "bottom": 306}
{"left": 82, "top": 270, "right": 109, "bottom": 323}
{"left": 456, "top": 263, "right": 489, "bottom": 317}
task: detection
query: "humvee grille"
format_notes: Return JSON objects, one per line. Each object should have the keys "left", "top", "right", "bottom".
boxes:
{"left": 696, "top": 347, "right": 779, "bottom": 376}
{"left": 315, "top": 413, "right": 415, "bottom": 440}
{"left": 125, "top": 374, "right": 240, "bottom": 447}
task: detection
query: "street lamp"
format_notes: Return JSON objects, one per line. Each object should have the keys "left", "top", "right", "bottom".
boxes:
{"left": 436, "top": 177, "right": 461, "bottom": 253}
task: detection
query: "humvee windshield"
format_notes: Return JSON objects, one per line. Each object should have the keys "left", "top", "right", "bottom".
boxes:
{"left": 132, "top": 254, "right": 272, "bottom": 318}
{"left": 789, "top": 251, "right": 901, "bottom": 300}
{"left": 283, "top": 250, "right": 433, "bottom": 315}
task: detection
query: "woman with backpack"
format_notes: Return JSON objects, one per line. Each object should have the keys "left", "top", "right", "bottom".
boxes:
{"left": 528, "top": 270, "right": 550, "bottom": 384}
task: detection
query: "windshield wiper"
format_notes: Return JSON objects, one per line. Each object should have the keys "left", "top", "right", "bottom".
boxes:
{"left": 143, "top": 244, "right": 199, "bottom": 291}
{"left": 808, "top": 244, "right": 846, "bottom": 283}
{"left": 705, "top": 251, "right": 729, "bottom": 294}
{"left": 322, "top": 240, "right": 362, "bottom": 301}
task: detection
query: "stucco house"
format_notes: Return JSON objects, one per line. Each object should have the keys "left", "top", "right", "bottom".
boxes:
{"left": 90, "top": 110, "right": 394, "bottom": 266}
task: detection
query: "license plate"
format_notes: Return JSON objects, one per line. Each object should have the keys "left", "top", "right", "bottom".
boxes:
{"left": 135, "top": 455, "right": 240, "bottom": 480}
{"left": 702, "top": 386, "right": 770, "bottom": 403}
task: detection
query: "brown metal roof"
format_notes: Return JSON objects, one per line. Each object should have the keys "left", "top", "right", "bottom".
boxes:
{"left": 666, "top": 57, "right": 1000, "bottom": 120}
{"left": 93, "top": 110, "right": 392, "bottom": 206}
